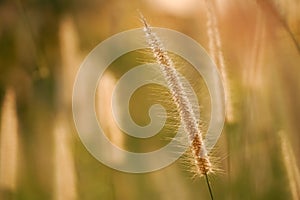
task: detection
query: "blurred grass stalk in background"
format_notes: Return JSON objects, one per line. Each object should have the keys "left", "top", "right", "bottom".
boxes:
{"left": 204, "top": 0, "right": 234, "bottom": 123}
{"left": 53, "top": 14, "right": 81, "bottom": 200}
{"left": 96, "top": 72, "right": 125, "bottom": 164}
{"left": 0, "top": 88, "right": 19, "bottom": 199}
{"left": 279, "top": 131, "right": 300, "bottom": 200}
{"left": 53, "top": 114, "right": 77, "bottom": 200}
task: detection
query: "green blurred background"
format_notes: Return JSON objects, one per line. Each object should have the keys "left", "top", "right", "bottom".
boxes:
{"left": 0, "top": 0, "right": 299, "bottom": 199}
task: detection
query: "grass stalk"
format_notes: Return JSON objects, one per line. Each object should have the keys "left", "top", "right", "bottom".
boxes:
{"left": 139, "top": 12, "right": 214, "bottom": 198}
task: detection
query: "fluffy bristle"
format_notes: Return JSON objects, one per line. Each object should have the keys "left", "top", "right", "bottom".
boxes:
{"left": 191, "top": 135, "right": 212, "bottom": 176}
{"left": 140, "top": 13, "right": 212, "bottom": 177}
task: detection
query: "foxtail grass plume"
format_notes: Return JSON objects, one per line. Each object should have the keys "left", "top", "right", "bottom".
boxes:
{"left": 139, "top": 13, "right": 215, "bottom": 199}
{"left": 139, "top": 13, "right": 212, "bottom": 177}
{"left": 204, "top": 0, "right": 234, "bottom": 123}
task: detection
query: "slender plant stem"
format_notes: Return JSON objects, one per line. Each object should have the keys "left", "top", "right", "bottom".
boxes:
{"left": 205, "top": 172, "right": 214, "bottom": 200}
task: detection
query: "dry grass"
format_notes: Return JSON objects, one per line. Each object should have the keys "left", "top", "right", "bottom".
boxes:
{"left": 96, "top": 72, "right": 125, "bottom": 164}
{"left": 204, "top": 0, "right": 234, "bottom": 123}
{"left": 279, "top": 131, "right": 300, "bottom": 200}
{"left": 53, "top": 114, "right": 77, "bottom": 200}
{"left": 0, "top": 88, "right": 19, "bottom": 194}
{"left": 140, "top": 14, "right": 212, "bottom": 177}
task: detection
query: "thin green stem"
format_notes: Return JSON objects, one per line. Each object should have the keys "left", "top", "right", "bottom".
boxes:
{"left": 205, "top": 172, "right": 214, "bottom": 200}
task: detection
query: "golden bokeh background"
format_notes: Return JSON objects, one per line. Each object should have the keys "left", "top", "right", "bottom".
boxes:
{"left": 0, "top": 0, "right": 299, "bottom": 199}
